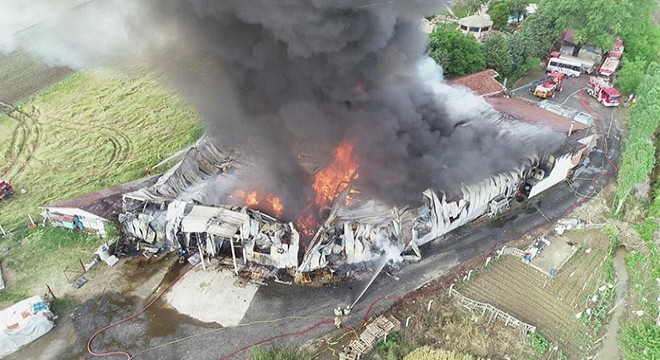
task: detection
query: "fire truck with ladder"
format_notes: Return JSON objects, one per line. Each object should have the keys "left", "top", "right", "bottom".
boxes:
{"left": 587, "top": 77, "right": 621, "bottom": 107}
{"left": 0, "top": 180, "right": 13, "bottom": 201}
{"left": 530, "top": 71, "right": 565, "bottom": 99}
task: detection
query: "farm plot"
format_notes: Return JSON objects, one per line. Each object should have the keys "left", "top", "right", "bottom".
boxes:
{"left": 459, "top": 230, "right": 611, "bottom": 359}
{"left": 0, "top": 68, "right": 202, "bottom": 228}
{"left": 0, "top": 51, "right": 72, "bottom": 104}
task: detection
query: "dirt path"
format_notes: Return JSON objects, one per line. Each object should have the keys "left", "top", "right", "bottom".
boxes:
{"left": 596, "top": 249, "right": 628, "bottom": 359}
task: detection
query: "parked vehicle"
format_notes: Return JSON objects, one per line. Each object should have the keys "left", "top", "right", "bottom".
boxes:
{"left": 587, "top": 77, "right": 621, "bottom": 107}
{"left": 546, "top": 51, "right": 595, "bottom": 76}
{"left": 608, "top": 39, "right": 624, "bottom": 60}
{"left": 530, "top": 71, "right": 565, "bottom": 99}
{"left": 594, "top": 40, "right": 624, "bottom": 83}
{"left": 597, "top": 57, "right": 620, "bottom": 80}
{"left": 0, "top": 180, "right": 13, "bottom": 201}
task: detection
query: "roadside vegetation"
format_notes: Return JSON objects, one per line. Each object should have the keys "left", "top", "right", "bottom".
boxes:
{"left": 421, "top": 0, "right": 660, "bottom": 358}
{"left": 613, "top": 63, "right": 660, "bottom": 213}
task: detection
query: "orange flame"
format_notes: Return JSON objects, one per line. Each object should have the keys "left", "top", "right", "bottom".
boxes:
{"left": 266, "top": 195, "right": 284, "bottom": 218}
{"left": 234, "top": 142, "right": 359, "bottom": 237}
{"left": 312, "top": 142, "right": 358, "bottom": 207}
{"left": 296, "top": 141, "right": 359, "bottom": 238}
{"left": 235, "top": 190, "right": 283, "bottom": 218}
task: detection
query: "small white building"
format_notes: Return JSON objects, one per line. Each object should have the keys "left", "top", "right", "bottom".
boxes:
{"left": 458, "top": 14, "right": 493, "bottom": 41}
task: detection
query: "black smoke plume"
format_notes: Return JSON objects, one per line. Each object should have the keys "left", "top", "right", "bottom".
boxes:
{"left": 0, "top": 0, "right": 562, "bottom": 219}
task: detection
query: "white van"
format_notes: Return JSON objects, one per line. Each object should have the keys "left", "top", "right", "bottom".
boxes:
{"left": 546, "top": 57, "right": 583, "bottom": 77}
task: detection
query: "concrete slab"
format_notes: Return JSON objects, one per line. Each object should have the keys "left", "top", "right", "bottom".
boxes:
{"left": 529, "top": 236, "right": 578, "bottom": 276}
{"left": 165, "top": 268, "right": 259, "bottom": 326}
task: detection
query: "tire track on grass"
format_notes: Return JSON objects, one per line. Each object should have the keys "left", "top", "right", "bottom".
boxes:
{"left": 0, "top": 101, "right": 41, "bottom": 180}
{"left": 36, "top": 113, "right": 134, "bottom": 177}
{"left": 0, "top": 101, "right": 134, "bottom": 183}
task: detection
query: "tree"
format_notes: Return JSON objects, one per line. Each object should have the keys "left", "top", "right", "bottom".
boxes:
{"left": 462, "top": 0, "right": 488, "bottom": 14}
{"left": 546, "top": 0, "right": 633, "bottom": 55}
{"left": 616, "top": 57, "right": 647, "bottom": 94}
{"left": 427, "top": 25, "right": 486, "bottom": 78}
{"left": 509, "top": 30, "right": 535, "bottom": 68}
{"left": 518, "top": 9, "right": 559, "bottom": 58}
{"left": 483, "top": 32, "right": 514, "bottom": 77}
{"left": 488, "top": 2, "right": 510, "bottom": 30}
{"left": 507, "top": 0, "right": 528, "bottom": 22}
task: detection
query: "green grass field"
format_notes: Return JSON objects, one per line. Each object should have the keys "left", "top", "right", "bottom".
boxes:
{"left": 0, "top": 68, "right": 201, "bottom": 306}
{"left": 0, "top": 227, "right": 108, "bottom": 304}
{"left": 0, "top": 68, "right": 202, "bottom": 228}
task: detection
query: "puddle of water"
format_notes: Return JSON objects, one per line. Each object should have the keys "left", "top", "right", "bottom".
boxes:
{"left": 144, "top": 303, "right": 221, "bottom": 340}
{"left": 144, "top": 261, "right": 220, "bottom": 338}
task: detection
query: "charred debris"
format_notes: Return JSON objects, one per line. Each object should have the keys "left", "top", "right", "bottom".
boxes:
{"left": 118, "top": 108, "right": 594, "bottom": 285}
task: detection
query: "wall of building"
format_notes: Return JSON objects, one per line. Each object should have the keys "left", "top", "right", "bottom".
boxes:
{"left": 528, "top": 153, "right": 574, "bottom": 198}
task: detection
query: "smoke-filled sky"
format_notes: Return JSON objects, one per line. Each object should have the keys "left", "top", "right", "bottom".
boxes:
{"left": 1, "top": 0, "right": 562, "bottom": 218}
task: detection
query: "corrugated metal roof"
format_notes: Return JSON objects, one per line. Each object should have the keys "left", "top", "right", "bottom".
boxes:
{"left": 181, "top": 205, "right": 248, "bottom": 238}
{"left": 486, "top": 97, "right": 589, "bottom": 133}
{"left": 45, "top": 176, "right": 159, "bottom": 220}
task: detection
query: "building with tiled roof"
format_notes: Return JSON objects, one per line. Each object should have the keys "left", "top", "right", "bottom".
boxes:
{"left": 447, "top": 69, "right": 505, "bottom": 97}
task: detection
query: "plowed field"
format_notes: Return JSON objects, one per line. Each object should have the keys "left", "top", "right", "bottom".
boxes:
{"left": 460, "top": 229, "right": 611, "bottom": 358}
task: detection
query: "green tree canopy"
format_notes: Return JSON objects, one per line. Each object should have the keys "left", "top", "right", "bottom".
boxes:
{"left": 507, "top": 0, "right": 529, "bottom": 21}
{"left": 616, "top": 57, "right": 648, "bottom": 94}
{"left": 427, "top": 25, "right": 486, "bottom": 78}
{"left": 509, "top": 30, "right": 536, "bottom": 68}
{"left": 546, "top": 0, "right": 633, "bottom": 53}
{"left": 518, "top": 9, "right": 559, "bottom": 58}
{"left": 488, "top": 2, "right": 511, "bottom": 30}
{"left": 462, "top": 0, "right": 488, "bottom": 15}
{"left": 483, "top": 32, "right": 514, "bottom": 77}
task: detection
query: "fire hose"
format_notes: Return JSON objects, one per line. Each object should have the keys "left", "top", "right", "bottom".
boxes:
{"left": 87, "top": 265, "right": 195, "bottom": 359}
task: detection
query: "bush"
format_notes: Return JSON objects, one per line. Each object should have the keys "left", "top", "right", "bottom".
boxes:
{"left": 528, "top": 332, "right": 550, "bottom": 358}
{"left": 620, "top": 322, "right": 660, "bottom": 360}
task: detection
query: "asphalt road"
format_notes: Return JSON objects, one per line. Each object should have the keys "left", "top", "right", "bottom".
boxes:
{"left": 120, "top": 79, "right": 621, "bottom": 360}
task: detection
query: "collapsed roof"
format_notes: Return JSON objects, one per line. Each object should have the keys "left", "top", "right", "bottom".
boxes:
{"left": 119, "top": 100, "right": 592, "bottom": 275}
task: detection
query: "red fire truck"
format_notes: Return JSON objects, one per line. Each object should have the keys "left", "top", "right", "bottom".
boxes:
{"left": 608, "top": 39, "right": 624, "bottom": 60}
{"left": 530, "top": 71, "right": 565, "bottom": 99}
{"left": 597, "top": 40, "right": 624, "bottom": 82}
{"left": 587, "top": 77, "right": 621, "bottom": 107}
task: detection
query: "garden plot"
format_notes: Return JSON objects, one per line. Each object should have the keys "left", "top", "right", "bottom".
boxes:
{"left": 459, "top": 229, "right": 612, "bottom": 359}
{"left": 0, "top": 51, "right": 72, "bottom": 104}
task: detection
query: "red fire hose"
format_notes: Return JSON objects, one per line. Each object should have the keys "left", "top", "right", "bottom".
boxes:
{"left": 87, "top": 265, "right": 195, "bottom": 359}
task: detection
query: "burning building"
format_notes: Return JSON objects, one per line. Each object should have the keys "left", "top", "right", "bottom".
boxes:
{"left": 119, "top": 97, "right": 594, "bottom": 279}
{"left": 2, "top": 1, "right": 594, "bottom": 279}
